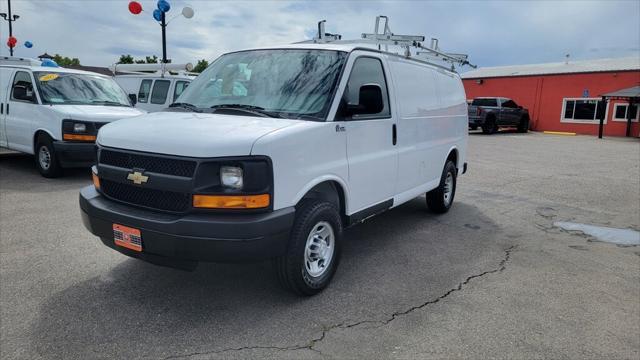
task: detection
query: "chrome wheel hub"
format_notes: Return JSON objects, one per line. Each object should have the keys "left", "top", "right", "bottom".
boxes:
{"left": 38, "top": 146, "right": 51, "bottom": 170}
{"left": 443, "top": 172, "right": 454, "bottom": 206}
{"left": 304, "top": 221, "right": 335, "bottom": 278}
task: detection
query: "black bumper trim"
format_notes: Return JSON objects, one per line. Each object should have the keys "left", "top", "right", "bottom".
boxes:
{"left": 53, "top": 141, "right": 96, "bottom": 168}
{"left": 79, "top": 186, "right": 295, "bottom": 267}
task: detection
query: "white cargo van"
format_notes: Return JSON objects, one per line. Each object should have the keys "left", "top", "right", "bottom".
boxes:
{"left": 114, "top": 74, "right": 193, "bottom": 113}
{"left": 80, "top": 18, "right": 470, "bottom": 295}
{"left": 0, "top": 57, "right": 146, "bottom": 177}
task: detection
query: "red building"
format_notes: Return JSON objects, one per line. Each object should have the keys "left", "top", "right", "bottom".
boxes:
{"left": 461, "top": 57, "right": 640, "bottom": 137}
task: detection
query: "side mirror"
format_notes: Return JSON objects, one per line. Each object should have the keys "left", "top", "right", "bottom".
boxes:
{"left": 518, "top": 105, "right": 523, "bottom": 109}
{"left": 12, "top": 85, "right": 35, "bottom": 103}
{"left": 128, "top": 93, "right": 137, "bottom": 106}
{"left": 346, "top": 84, "right": 384, "bottom": 116}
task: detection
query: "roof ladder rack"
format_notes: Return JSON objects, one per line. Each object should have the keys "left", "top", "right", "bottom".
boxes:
{"left": 302, "top": 16, "right": 476, "bottom": 71}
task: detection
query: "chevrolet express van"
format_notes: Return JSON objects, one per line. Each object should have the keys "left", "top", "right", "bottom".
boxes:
{"left": 114, "top": 74, "right": 193, "bottom": 113}
{"left": 80, "top": 43, "right": 468, "bottom": 295}
{"left": 0, "top": 57, "right": 145, "bottom": 177}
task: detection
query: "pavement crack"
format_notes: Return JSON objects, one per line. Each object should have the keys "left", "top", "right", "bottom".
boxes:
{"left": 162, "top": 246, "right": 516, "bottom": 359}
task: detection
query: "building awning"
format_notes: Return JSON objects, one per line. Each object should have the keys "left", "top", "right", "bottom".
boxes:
{"left": 601, "top": 86, "right": 640, "bottom": 99}
{"left": 598, "top": 85, "right": 640, "bottom": 139}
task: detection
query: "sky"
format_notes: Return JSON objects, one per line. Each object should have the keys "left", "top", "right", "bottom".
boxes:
{"left": 1, "top": 0, "right": 639, "bottom": 71}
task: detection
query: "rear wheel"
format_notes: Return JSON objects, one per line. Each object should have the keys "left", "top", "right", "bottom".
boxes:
{"left": 426, "top": 161, "right": 457, "bottom": 214}
{"left": 517, "top": 117, "right": 529, "bottom": 133}
{"left": 275, "top": 200, "right": 342, "bottom": 296}
{"left": 482, "top": 117, "right": 498, "bottom": 134}
{"left": 35, "top": 135, "right": 62, "bottom": 178}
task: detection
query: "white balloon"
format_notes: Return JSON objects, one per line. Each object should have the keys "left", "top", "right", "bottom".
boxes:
{"left": 182, "top": 6, "right": 194, "bottom": 19}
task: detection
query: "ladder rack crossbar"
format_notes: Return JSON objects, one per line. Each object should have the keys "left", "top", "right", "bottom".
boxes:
{"left": 302, "top": 16, "right": 476, "bottom": 71}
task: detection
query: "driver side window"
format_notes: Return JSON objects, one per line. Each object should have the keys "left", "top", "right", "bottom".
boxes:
{"left": 340, "top": 57, "right": 390, "bottom": 120}
{"left": 11, "top": 71, "right": 37, "bottom": 103}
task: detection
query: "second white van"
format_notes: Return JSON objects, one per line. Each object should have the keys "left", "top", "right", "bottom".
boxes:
{"left": 0, "top": 57, "right": 146, "bottom": 177}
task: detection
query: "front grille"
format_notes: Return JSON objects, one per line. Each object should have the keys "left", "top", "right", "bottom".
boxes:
{"left": 100, "top": 150, "right": 197, "bottom": 177}
{"left": 101, "top": 179, "right": 191, "bottom": 213}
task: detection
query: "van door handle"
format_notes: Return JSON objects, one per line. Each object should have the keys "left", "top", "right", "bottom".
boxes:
{"left": 1, "top": 103, "right": 3, "bottom": 114}
{"left": 5, "top": 103, "right": 8, "bottom": 115}
{"left": 392, "top": 124, "right": 397, "bottom": 145}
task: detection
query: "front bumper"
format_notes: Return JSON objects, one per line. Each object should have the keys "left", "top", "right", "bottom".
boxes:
{"left": 53, "top": 141, "right": 96, "bottom": 168}
{"left": 79, "top": 186, "right": 295, "bottom": 270}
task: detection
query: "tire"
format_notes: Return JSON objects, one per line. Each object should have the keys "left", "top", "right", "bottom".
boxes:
{"left": 275, "top": 200, "right": 342, "bottom": 296}
{"left": 481, "top": 117, "right": 498, "bottom": 134}
{"left": 426, "top": 161, "right": 457, "bottom": 214}
{"left": 517, "top": 117, "right": 529, "bottom": 133}
{"left": 35, "top": 135, "right": 62, "bottom": 178}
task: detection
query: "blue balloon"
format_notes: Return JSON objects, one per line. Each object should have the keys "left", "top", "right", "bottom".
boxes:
{"left": 24, "top": 41, "right": 33, "bottom": 48}
{"left": 153, "top": 8, "right": 162, "bottom": 21}
{"left": 157, "top": 0, "right": 170, "bottom": 12}
{"left": 41, "top": 59, "right": 59, "bottom": 68}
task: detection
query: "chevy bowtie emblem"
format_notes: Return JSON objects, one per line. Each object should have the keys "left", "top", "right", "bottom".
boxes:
{"left": 127, "top": 171, "right": 149, "bottom": 185}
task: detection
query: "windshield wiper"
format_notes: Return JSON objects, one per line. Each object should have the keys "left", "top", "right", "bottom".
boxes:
{"left": 91, "top": 100, "right": 128, "bottom": 107}
{"left": 168, "top": 102, "right": 202, "bottom": 112}
{"left": 209, "top": 104, "right": 283, "bottom": 118}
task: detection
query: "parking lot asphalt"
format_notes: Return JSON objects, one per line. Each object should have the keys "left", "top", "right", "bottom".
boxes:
{"left": 1, "top": 131, "right": 639, "bottom": 359}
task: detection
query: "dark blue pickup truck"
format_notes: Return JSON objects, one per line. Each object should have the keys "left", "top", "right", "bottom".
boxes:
{"left": 468, "top": 97, "right": 530, "bottom": 134}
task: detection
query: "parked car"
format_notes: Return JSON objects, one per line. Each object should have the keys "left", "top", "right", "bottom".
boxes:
{"left": 468, "top": 97, "right": 529, "bottom": 134}
{"left": 80, "top": 44, "right": 468, "bottom": 295}
{"left": 0, "top": 57, "right": 146, "bottom": 177}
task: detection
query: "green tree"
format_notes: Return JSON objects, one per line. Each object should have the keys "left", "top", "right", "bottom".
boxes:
{"left": 192, "top": 59, "right": 209, "bottom": 73}
{"left": 145, "top": 55, "right": 158, "bottom": 64}
{"left": 53, "top": 54, "right": 80, "bottom": 66}
{"left": 118, "top": 54, "right": 134, "bottom": 64}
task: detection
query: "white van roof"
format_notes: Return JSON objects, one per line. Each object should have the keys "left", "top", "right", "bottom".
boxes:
{"left": 0, "top": 63, "right": 111, "bottom": 77}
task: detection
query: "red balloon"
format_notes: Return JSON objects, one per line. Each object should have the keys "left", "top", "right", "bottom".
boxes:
{"left": 7, "top": 36, "right": 17, "bottom": 47}
{"left": 128, "top": 1, "right": 142, "bottom": 15}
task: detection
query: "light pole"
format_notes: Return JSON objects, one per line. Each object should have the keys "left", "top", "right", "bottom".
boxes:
{"left": 128, "top": 1, "right": 194, "bottom": 64}
{"left": 0, "top": 0, "right": 20, "bottom": 56}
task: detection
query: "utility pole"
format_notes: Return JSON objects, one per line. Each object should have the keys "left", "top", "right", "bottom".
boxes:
{"left": 161, "top": 11, "right": 167, "bottom": 63}
{"left": 0, "top": 0, "right": 20, "bottom": 56}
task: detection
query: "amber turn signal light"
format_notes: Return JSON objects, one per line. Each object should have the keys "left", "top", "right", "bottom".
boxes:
{"left": 192, "top": 194, "right": 270, "bottom": 209}
{"left": 92, "top": 172, "right": 101, "bottom": 190}
{"left": 63, "top": 133, "right": 97, "bottom": 142}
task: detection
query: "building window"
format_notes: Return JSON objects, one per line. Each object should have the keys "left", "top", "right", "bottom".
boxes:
{"left": 613, "top": 103, "right": 639, "bottom": 122}
{"left": 561, "top": 98, "right": 606, "bottom": 124}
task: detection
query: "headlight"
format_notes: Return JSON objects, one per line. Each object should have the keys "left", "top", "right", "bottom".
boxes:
{"left": 73, "top": 123, "right": 87, "bottom": 133}
{"left": 220, "top": 166, "right": 243, "bottom": 189}
{"left": 62, "top": 120, "right": 96, "bottom": 142}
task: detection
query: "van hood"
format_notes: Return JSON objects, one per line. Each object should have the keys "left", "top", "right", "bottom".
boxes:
{"left": 96, "top": 111, "right": 301, "bottom": 157}
{"left": 50, "top": 105, "right": 146, "bottom": 122}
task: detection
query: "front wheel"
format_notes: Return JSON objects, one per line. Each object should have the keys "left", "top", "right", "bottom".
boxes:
{"left": 426, "top": 161, "right": 457, "bottom": 213}
{"left": 517, "top": 117, "right": 529, "bottom": 133}
{"left": 275, "top": 200, "right": 343, "bottom": 296}
{"left": 35, "top": 135, "right": 62, "bottom": 178}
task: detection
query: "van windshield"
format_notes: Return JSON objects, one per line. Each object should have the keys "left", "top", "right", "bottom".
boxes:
{"left": 34, "top": 72, "right": 131, "bottom": 106}
{"left": 174, "top": 49, "right": 347, "bottom": 120}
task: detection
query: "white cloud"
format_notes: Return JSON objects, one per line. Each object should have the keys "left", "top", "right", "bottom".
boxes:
{"left": 0, "top": 0, "right": 638, "bottom": 68}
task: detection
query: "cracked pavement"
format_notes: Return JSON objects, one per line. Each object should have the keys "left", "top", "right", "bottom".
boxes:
{"left": 1, "top": 132, "right": 639, "bottom": 359}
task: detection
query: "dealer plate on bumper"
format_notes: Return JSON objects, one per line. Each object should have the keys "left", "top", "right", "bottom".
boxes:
{"left": 113, "top": 224, "right": 142, "bottom": 252}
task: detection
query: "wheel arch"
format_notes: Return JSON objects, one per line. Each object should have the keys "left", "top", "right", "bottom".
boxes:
{"left": 446, "top": 146, "right": 459, "bottom": 171}
{"left": 33, "top": 129, "right": 56, "bottom": 155}
{"left": 294, "top": 177, "right": 349, "bottom": 225}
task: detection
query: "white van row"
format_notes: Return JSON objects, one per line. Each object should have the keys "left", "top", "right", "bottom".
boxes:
{"left": 0, "top": 57, "right": 145, "bottom": 177}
